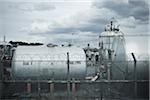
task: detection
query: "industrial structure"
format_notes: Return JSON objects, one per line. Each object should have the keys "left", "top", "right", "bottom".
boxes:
{"left": 0, "top": 21, "right": 149, "bottom": 100}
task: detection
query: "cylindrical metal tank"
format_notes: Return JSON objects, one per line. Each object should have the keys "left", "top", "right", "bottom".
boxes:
{"left": 100, "top": 31, "right": 126, "bottom": 61}
{"left": 11, "top": 46, "right": 86, "bottom": 80}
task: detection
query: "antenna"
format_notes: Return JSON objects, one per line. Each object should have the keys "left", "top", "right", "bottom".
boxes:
{"left": 4, "top": 35, "right": 6, "bottom": 42}
{"left": 110, "top": 21, "right": 113, "bottom": 31}
{"left": 110, "top": 17, "right": 120, "bottom": 32}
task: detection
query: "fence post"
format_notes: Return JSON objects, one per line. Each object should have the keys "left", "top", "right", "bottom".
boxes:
{"left": 67, "top": 52, "right": 70, "bottom": 100}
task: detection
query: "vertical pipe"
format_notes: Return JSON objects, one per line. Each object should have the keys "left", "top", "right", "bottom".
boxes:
{"left": 107, "top": 49, "right": 112, "bottom": 98}
{"left": 67, "top": 52, "right": 70, "bottom": 100}
{"left": 107, "top": 63, "right": 111, "bottom": 81}
{"left": 107, "top": 62, "right": 111, "bottom": 98}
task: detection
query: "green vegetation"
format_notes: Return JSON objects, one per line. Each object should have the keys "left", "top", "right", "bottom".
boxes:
{"left": 9, "top": 41, "right": 43, "bottom": 46}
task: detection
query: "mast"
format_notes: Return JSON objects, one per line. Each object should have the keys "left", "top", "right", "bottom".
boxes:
{"left": 3, "top": 35, "right": 6, "bottom": 42}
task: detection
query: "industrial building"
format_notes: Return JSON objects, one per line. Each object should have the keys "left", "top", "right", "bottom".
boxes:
{"left": 0, "top": 21, "right": 149, "bottom": 100}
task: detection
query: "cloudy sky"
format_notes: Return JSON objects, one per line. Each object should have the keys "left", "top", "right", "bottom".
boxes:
{"left": 0, "top": 0, "right": 149, "bottom": 55}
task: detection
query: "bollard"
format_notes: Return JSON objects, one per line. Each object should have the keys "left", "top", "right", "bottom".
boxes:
{"left": 72, "top": 78, "right": 76, "bottom": 94}
{"left": 27, "top": 82, "right": 31, "bottom": 93}
{"left": 50, "top": 82, "right": 54, "bottom": 94}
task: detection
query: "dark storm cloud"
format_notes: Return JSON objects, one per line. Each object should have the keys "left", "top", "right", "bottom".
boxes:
{"left": 47, "top": 27, "right": 77, "bottom": 34}
{"left": 55, "top": 37, "right": 97, "bottom": 44}
{"left": 94, "top": 0, "right": 149, "bottom": 23}
{"left": 58, "top": 17, "right": 106, "bottom": 34}
{"left": 27, "top": 0, "right": 149, "bottom": 39}
{"left": 28, "top": 16, "right": 106, "bottom": 36}
{"left": 30, "top": 22, "right": 104, "bottom": 36}
{"left": 77, "top": 23, "right": 104, "bottom": 33}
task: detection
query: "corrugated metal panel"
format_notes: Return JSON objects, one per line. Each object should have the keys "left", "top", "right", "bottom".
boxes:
{"left": 14, "top": 46, "right": 85, "bottom": 61}
{"left": 11, "top": 46, "right": 86, "bottom": 80}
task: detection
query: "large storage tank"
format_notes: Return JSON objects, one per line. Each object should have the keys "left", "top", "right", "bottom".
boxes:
{"left": 11, "top": 46, "right": 86, "bottom": 80}
{"left": 100, "top": 30, "right": 126, "bottom": 61}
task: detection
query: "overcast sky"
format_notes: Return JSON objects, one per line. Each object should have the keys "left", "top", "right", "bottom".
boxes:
{"left": 0, "top": 0, "right": 149, "bottom": 56}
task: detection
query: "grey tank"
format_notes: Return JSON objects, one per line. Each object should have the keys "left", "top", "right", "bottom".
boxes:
{"left": 11, "top": 46, "right": 86, "bottom": 80}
